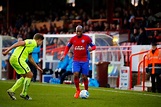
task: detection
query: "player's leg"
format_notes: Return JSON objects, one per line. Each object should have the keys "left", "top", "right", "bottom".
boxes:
{"left": 20, "top": 71, "right": 33, "bottom": 100}
{"left": 81, "top": 61, "right": 89, "bottom": 91}
{"left": 7, "top": 57, "right": 25, "bottom": 100}
{"left": 73, "top": 61, "right": 81, "bottom": 98}
{"left": 156, "top": 74, "right": 161, "bottom": 93}
{"left": 8, "top": 76, "right": 25, "bottom": 92}
{"left": 7, "top": 76, "right": 25, "bottom": 100}
{"left": 16, "top": 61, "right": 33, "bottom": 100}
{"left": 151, "top": 74, "right": 156, "bottom": 92}
{"left": 7, "top": 65, "right": 25, "bottom": 93}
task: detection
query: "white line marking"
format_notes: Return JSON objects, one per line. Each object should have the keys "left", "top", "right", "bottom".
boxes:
{"left": 2, "top": 81, "right": 161, "bottom": 98}
{"left": 35, "top": 83, "right": 161, "bottom": 98}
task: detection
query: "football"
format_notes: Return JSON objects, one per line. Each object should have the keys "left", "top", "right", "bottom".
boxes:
{"left": 79, "top": 90, "right": 89, "bottom": 99}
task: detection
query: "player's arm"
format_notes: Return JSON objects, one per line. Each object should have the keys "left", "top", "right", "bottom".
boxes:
{"left": 28, "top": 54, "right": 43, "bottom": 73}
{"left": 87, "top": 37, "right": 96, "bottom": 52}
{"left": 2, "top": 41, "right": 25, "bottom": 56}
{"left": 88, "top": 42, "right": 96, "bottom": 52}
{"left": 60, "top": 43, "right": 72, "bottom": 61}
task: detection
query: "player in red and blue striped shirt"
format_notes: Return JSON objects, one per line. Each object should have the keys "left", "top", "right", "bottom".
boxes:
{"left": 60, "top": 25, "right": 96, "bottom": 98}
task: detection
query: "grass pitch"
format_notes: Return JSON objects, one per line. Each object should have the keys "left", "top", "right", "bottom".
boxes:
{"left": 0, "top": 80, "right": 161, "bottom": 107}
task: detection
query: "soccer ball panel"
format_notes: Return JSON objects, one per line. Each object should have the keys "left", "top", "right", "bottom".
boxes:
{"left": 79, "top": 90, "right": 89, "bottom": 99}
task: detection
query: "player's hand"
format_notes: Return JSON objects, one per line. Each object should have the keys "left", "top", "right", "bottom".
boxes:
{"left": 2, "top": 51, "right": 8, "bottom": 56}
{"left": 36, "top": 66, "right": 43, "bottom": 73}
{"left": 54, "top": 68, "right": 58, "bottom": 72}
{"left": 58, "top": 68, "right": 61, "bottom": 72}
{"left": 60, "top": 55, "right": 65, "bottom": 61}
{"left": 159, "top": 74, "right": 161, "bottom": 79}
{"left": 88, "top": 48, "right": 92, "bottom": 52}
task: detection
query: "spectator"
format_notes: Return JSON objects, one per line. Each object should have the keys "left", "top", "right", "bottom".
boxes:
{"left": 145, "top": 43, "right": 161, "bottom": 93}
{"left": 54, "top": 51, "right": 68, "bottom": 78}
{"left": 137, "top": 27, "right": 149, "bottom": 45}
{"left": 130, "top": 27, "right": 139, "bottom": 42}
{"left": 60, "top": 51, "right": 73, "bottom": 84}
{"left": 148, "top": 30, "right": 161, "bottom": 43}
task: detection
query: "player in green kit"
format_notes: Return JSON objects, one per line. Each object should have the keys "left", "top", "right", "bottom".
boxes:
{"left": 2, "top": 33, "right": 44, "bottom": 100}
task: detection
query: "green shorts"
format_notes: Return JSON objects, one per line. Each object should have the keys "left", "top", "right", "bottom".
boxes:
{"left": 9, "top": 55, "right": 31, "bottom": 75}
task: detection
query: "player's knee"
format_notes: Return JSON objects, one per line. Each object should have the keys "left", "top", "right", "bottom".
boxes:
{"left": 26, "top": 71, "right": 33, "bottom": 78}
{"left": 30, "top": 72, "right": 33, "bottom": 77}
{"left": 82, "top": 75, "right": 88, "bottom": 80}
{"left": 73, "top": 72, "right": 79, "bottom": 78}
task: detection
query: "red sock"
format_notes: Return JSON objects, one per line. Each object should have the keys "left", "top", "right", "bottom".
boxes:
{"left": 74, "top": 77, "right": 80, "bottom": 91}
{"left": 84, "top": 78, "right": 88, "bottom": 91}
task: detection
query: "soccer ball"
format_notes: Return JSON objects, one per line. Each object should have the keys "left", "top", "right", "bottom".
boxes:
{"left": 79, "top": 90, "right": 89, "bottom": 99}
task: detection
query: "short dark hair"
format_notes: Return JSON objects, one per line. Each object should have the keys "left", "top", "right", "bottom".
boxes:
{"left": 151, "top": 42, "right": 157, "bottom": 46}
{"left": 33, "top": 33, "right": 44, "bottom": 40}
{"left": 69, "top": 51, "right": 73, "bottom": 55}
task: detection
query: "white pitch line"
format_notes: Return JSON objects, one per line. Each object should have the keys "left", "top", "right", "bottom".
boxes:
{"left": 2, "top": 81, "right": 161, "bottom": 98}
{"left": 34, "top": 83, "right": 161, "bottom": 98}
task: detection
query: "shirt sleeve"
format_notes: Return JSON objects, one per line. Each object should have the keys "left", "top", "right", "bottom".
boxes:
{"left": 25, "top": 40, "right": 37, "bottom": 47}
{"left": 88, "top": 37, "right": 95, "bottom": 47}
{"left": 67, "top": 38, "right": 73, "bottom": 47}
{"left": 64, "top": 38, "right": 73, "bottom": 56}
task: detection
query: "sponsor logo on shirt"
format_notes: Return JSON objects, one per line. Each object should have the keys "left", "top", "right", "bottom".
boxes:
{"left": 74, "top": 46, "right": 85, "bottom": 50}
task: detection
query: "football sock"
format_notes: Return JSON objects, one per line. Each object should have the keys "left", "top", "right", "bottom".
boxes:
{"left": 74, "top": 77, "right": 80, "bottom": 91}
{"left": 10, "top": 77, "right": 24, "bottom": 92}
{"left": 83, "top": 78, "right": 88, "bottom": 91}
{"left": 21, "top": 77, "right": 31, "bottom": 96}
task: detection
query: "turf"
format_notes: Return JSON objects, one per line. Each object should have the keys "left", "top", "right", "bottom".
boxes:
{"left": 0, "top": 80, "right": 161, "bottom": 107}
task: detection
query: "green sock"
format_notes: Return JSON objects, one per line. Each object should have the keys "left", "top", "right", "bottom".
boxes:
{"left": 21, "top": 77, "right": 31, "bottom": 96}
{"left": 10, "top": 77, "right": 24, "bottom": 92}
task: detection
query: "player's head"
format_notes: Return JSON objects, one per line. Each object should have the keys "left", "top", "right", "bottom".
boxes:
{"left": 33, "top": 33, "right": 44, "bottom": 46}
{"left": 151, "top": 42, "right": 157, "bottom": 50}
{"left": 68, "top": 51, "right": 73, "bottom": 58}
{"left": 76, "top": 25, "right": 83, "bottom": 37}
{"left": 17, "top": 37, "right": 23, "bottom": 41}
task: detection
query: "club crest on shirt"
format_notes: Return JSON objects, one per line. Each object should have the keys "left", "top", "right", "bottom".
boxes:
{"left": 91, "top": 42, "right": 94, "bottom": 45}
{"left": 28, "top": 41, "right": 32, "bottom": 44}
{"left": 81, "top": 39, "right": 85, "bottom": 43}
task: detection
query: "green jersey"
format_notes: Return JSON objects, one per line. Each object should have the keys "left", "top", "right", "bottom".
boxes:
{"left": 12, "top": 39, "right": 37, "bottom": 61}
